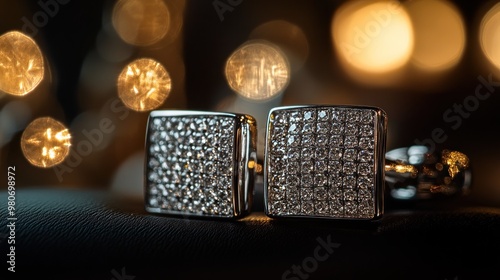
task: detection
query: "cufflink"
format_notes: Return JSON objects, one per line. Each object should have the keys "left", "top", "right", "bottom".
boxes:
{"left": 264, "top": 105, "right": 387, "bottom": 220}
{"left": 385, "top": 145, "right": 471, "bottom": 200}
{"left": 144, "top": 110, "right": 257, "bottom": 218}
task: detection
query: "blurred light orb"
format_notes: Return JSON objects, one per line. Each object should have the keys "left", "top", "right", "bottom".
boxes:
{"left": 0, "top": 100, "right": 32, "bottom": 147}
{"left": 112, "top": 0, "right": 170, "bottom": 46}
{"left": 480, "top": 3, "right": 500, "bottom": 70}
{"left": 117, "top": 58, "right": 171, "bottom": 111}
{"left": 225, "top": 41, "right": 290, "bottom": 101}
{"left": 95, "top": 29, "right": 134, "bottom": 63}
{"left": 407, "top": 0, "right": 465, "bottom": 72}
{"left": 249, "top": 20, "right": 309, "bottom": 73}
{"left": 21, "top": 117, "right": 72, "bottom": 168}
{"left": 332, "top": 1, "right": 414, "bottom": 73}
{"left": 0, "top": 31, "right": 44, "bottom": 96}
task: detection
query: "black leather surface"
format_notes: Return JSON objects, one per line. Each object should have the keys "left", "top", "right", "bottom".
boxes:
{"left": 1, "top": 187, "right": 500, "bottom": 280}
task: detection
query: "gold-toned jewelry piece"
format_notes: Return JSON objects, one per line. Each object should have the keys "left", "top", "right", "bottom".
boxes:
{"left": 385, "top": 145, "right": 471, "bottom": 200}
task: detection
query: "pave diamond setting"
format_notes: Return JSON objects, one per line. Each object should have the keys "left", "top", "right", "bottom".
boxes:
{"left": 265, "top": 106, "right": 386, "bottom": 220}
{"left": 145, "top": 111, "right": 256, "bottom": 218}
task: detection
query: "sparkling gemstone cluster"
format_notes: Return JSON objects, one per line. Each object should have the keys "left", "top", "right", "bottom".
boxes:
{"left": 146, "top": 115, "right": 235, "bottom": 217}
{"left": 267, "top": 107, "right": 378, "bottom": 219}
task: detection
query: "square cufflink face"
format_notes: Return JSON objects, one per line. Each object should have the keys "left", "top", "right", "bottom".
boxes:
{"left": 144, "top": 110, "right": 257, "bottom": 219}
{"left": 264, "top": 105, "right": 387, "bottom": 220}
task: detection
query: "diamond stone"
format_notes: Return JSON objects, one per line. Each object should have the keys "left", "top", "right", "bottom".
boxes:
{"left": 146, "top": 114, "right": 236, "bottom": 217}
{"left": 288, "top": 123, "right": 301, "bottom": 134}
{"left": 301, "top": 174, "right": 314, "bottom": 187}
{"left": 267, "top": 106, "right": 383, "bottom": 220}
{"left": 301, "top": 188, "right": 314, "bottom": 200}
{"left": 317, "top": 109, "right": 329, "bottom": 121}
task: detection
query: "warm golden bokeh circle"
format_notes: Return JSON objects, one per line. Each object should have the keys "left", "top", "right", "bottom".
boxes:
{"left": 407, "top": 0, "right": 466, "bottom": 72}
{"left": 332, "top": 1, "right": 414, "bottom": 74}
{"left": 112, "top": 0, "right": 170, "bottom": 46}
{"left": 249, "top": 20, "right": 309, "bottom": 73}
{"left": 480, "top": 2, "right": 500, "bottom": 70}
{"left": 225, "top": 41, "right": 290, "bottom": 101}
{"left": 0, "top": 31, "right": 44, "bottom": 96}
{"left": 21, "top": 117, "right": 72, "bottom": 168}
{"left": 117, "top": 58, "right": 172, "bottom": 111}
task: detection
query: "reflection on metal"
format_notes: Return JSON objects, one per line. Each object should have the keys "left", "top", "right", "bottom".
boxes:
{"left": 0, "top": 31, "right": 44, "bottom": 96}
{"left": 385, "top": 145, "right": 471, "bottom": 200}
{"left": 429, "top": 184, "right": 457, "bottom": 195}
{"left": 332, "top": 1, "right": 414, "bottom": 74}
{"left": 480, "top": 3, "right": 500, "bottom": 70}
{"left": 441, "top": 150, "right": 470, "bottom": 179}
{"left": 384, "top": 162, "right": 417, "bottom": 177}
{"left": 390, "top": 186, "right": 416, "bottom": 200}
{"left": 21, "top": 117, "right": 72, "bottom": 168}
{"left": 406, "top": 0, "right": 465, "bottom": 72}
{"left": 112, "top": 0, "right": 170, "bottom": 46}
{"left": 248, "top": 160, "right": 263, "bottom": 175}
{"left": 117, "top": 58, "right": 172, "bottom": 112}
{"left": 225, "top": 41, "right": 290, "bottom": 101}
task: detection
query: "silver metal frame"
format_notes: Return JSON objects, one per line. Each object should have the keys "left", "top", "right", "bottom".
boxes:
{"left": 385, "top": 145, "right": 472, "bottom": 200}
{"left": 144, "top": 110, "right": 257, "bottom": 219}
{"left": 263, "top": 105, "right": 387, "bottom": 221}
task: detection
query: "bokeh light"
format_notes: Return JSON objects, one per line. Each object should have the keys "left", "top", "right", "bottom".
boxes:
{"left": 0, "top": 100, "right": 32, "bottom": 147}
{"left": 480, "top": 2, "right": 500, "bottom": 70}
{"left": 117, "top": 58, "right": 172, "bottom": 111}
{"left": 332, "top": 1, "right": 414, "bottom": 74}
{"left": 95, "top": 29, "right": 134, "bottom": 63}
{"left": 21, "top": 117, "right": 72, "bottom": 168}
{"left": 0, "top": 31, "right": 44, "bottom": 96}
{"left": 407, "top": 0, "right": 466, "bottom": 72}
{"left": 112, "top": 0, "right": 170, "bottom": 46}
{"left": 249, "top": 20, "right": 309, "bottom": 73}
{"left": 225, "top": 41, "right": 291, "bottom": 101}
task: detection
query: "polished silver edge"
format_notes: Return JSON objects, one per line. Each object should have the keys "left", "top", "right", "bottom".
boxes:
{"left": 373, "top": 108, "right": 387, "bottom": 219}
{"left": 144, "top": 110, "right": 253, "bottom": 219}
{"left": 233, "top": 115, "right": 257, "bottom": 217}
{"left": 263, "top": 107, "right": 275, "bottom": 217}
{"left": 148, "top": 110, "right": 239, "bottom": 119}
{"left": 263, "top": 104, "right": 387, "bottom": 221}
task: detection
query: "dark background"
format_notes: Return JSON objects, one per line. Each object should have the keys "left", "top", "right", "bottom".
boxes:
{"left": 0, "top": 0, "right": 499, "bottom": 204}
{"left": 1, "top": 1, "right": 500, "bottom": 279}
